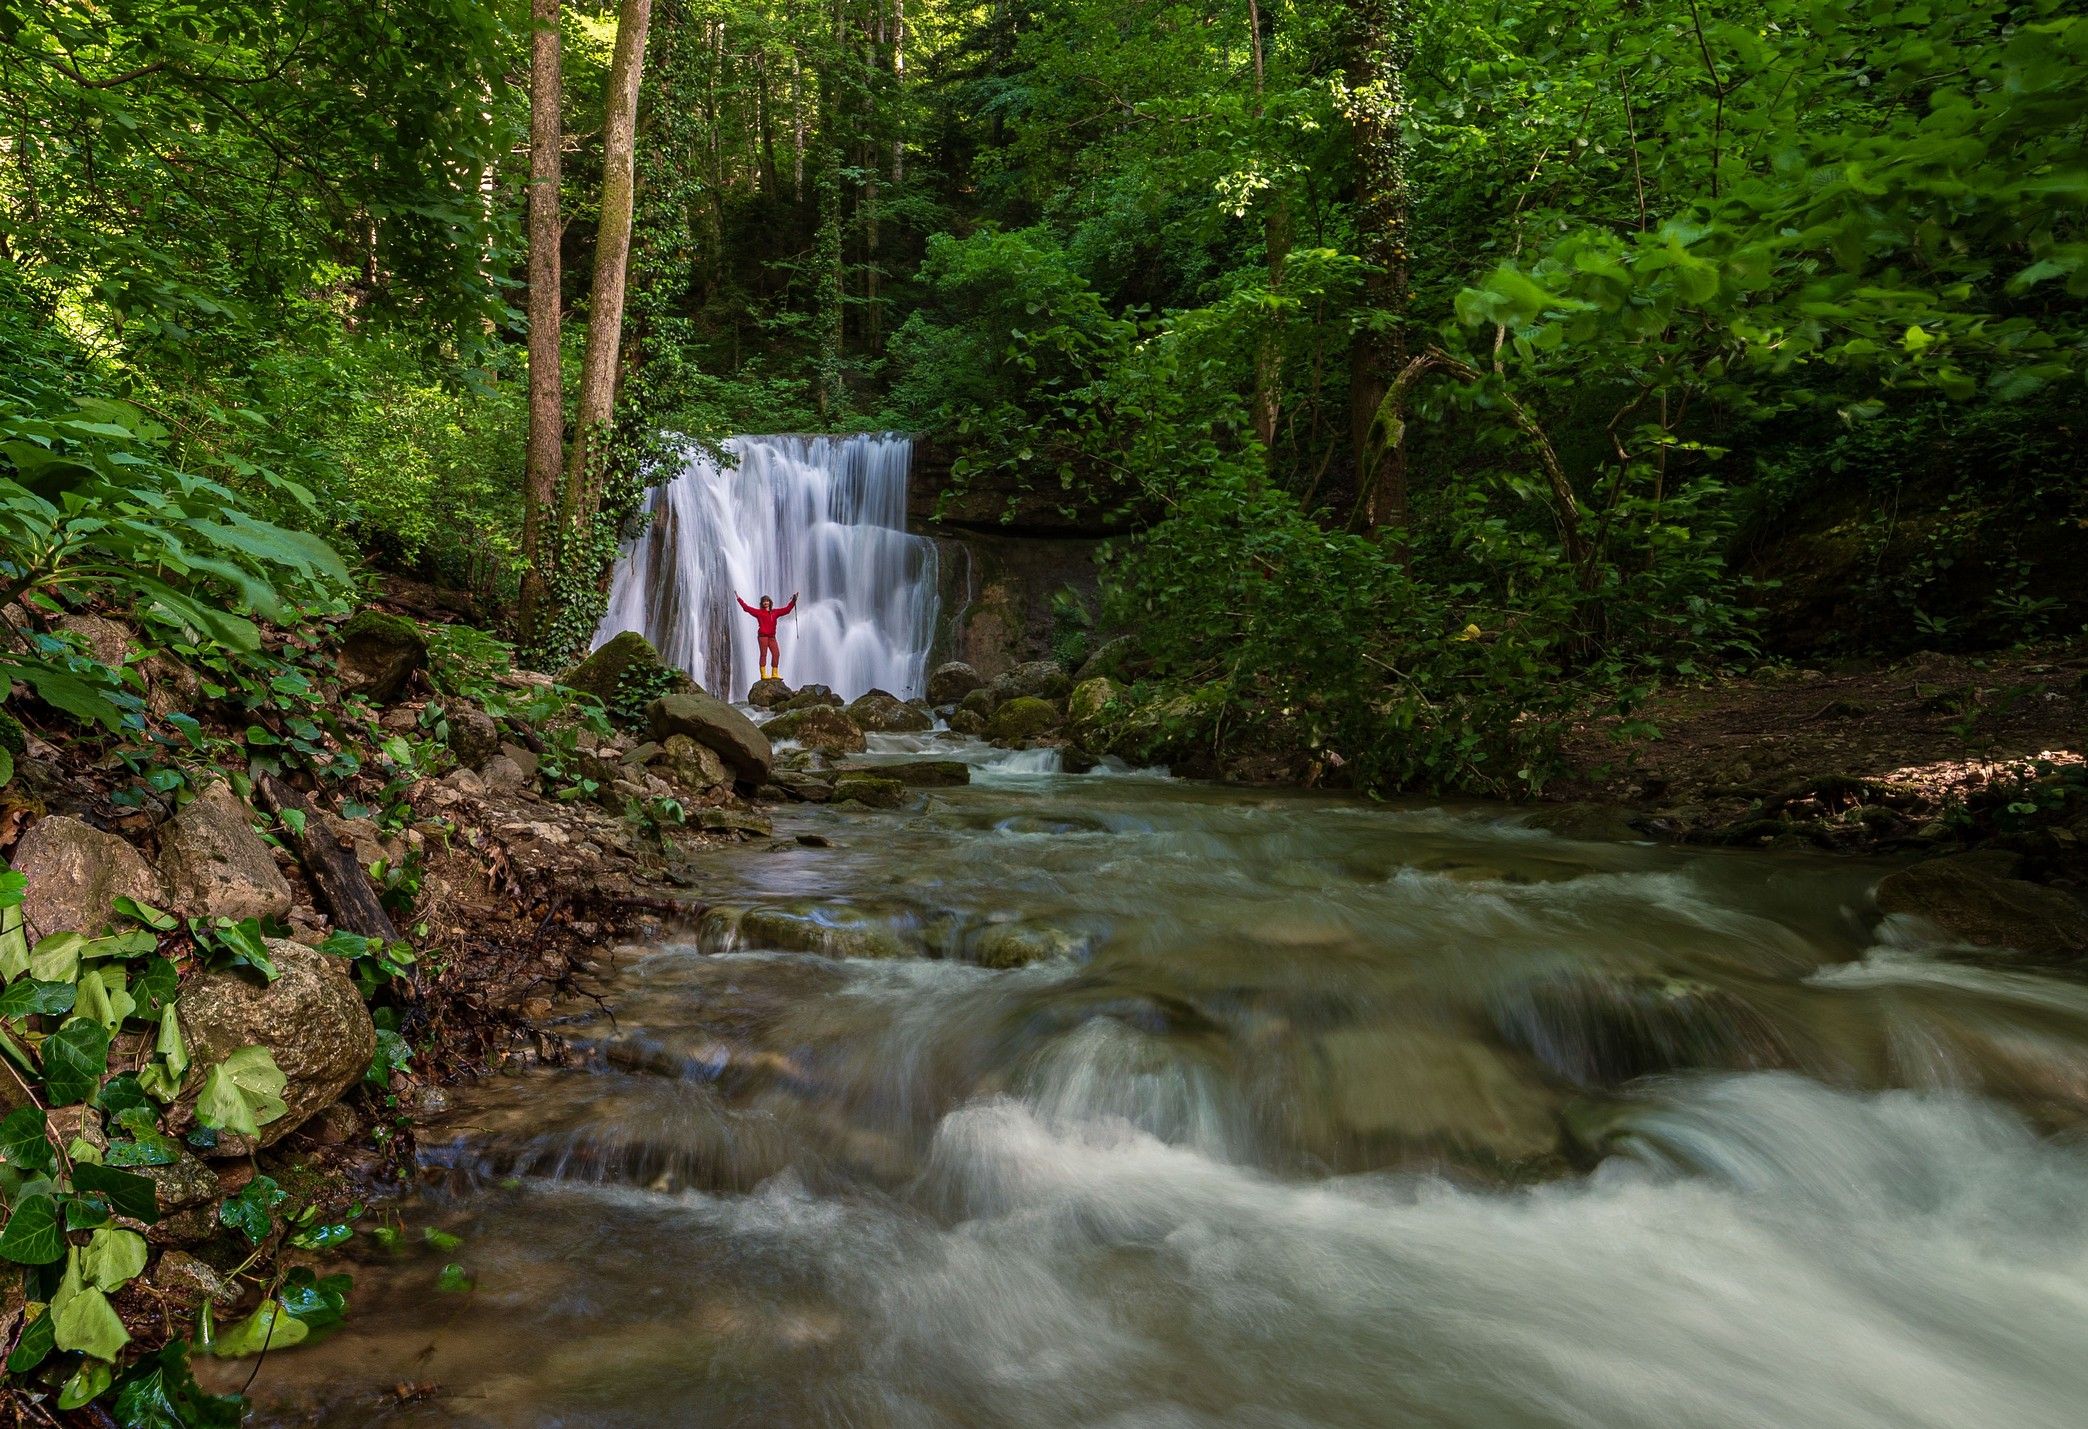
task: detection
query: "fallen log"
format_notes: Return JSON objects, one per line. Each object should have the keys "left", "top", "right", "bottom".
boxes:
{"left": 253, "top": 774, "right": 401, "bottom": 941}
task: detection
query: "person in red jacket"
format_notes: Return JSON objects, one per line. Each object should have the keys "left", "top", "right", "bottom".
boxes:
{"left": 737, "top": 592, "right": 797, "bottom": 681}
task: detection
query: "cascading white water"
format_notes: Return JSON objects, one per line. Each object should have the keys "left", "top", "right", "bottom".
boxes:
{"left": 593, "top": 434, "right": 939, "bottom": 701}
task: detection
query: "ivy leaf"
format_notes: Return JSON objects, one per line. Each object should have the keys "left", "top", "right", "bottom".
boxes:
{"left": 0, "top": 978, "right": 76, "bottom": 1018}
{"left": 112, "top": 1341, "right": 245, "bottom": 1429}
{"left": 205, "top": 1299, "right": 308, "bottom": 1357}
{"left": 94, "top": 1073, "right": 153, "bottom": 1117}
{"left": 111, "top": 896, "right": 179, "bottom": 932}
{"left": 41, "top": 1017, "right": 112, "bottom": 1105}
{"left": 192, "top": 918, "right": 278, "bottom": 983}
{"left": 138, "top": 1006, "right": 188, "bottom": 1103}
{"left": 0, "top": 868, "right": 24, "bottom": 911}
{"left": 130, "top": 954, "right": 179, "bottom": 1016}
{"left": 71, "top": 1162, "right": 158, "bottom": 1223}
{"left": 277, "top": 1266, "right": 351, "bottom": 1328}
{"left": 0, "top": 1192, "right": 64, "bottom": 1263}
{"left": 57, "top": 1356, "right": 115, "bottom": 1412}
{"left": 76, "top": 967, "right": 137, "bottom": 1033}
{"left": 0, "top": 1105, "right": 54, "bottom": 1173}
{"left": 54, "top": 1283, "right": 130, "bottom": 1360}
{"left": 194, "top": 1044, "right": 287, "bottom": 1136}
{"left": 5, "top": 1302, "right": 54, "bottom": 1372}
{"left": 81, "top": 1226, "right": 148, "bottom": 1291}
{"left": 25, "top": 931, "right": 84, "bottom": 984}
{"left": 217, "top": 1173, "right": 285, "bottom": 1246}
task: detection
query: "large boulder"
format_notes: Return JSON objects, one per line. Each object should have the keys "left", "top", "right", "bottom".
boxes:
{"left": 653, "top": 734, "right": 731, "bottom": 794}
{"left": 947, "top": 708, "right": 988, "bottom": 737}
{"left": 177, "top": 939, "right": 376, "bottom": 1154}
{"left": 989, "top": 660, "right": 1071, "bottom": 706}
{"left": 1074, "top": 636, "right": 1138, "bottom": 685}
{"left": 747, "top": 677, "right": 793, "bottom": 709}
{"left": 846, "top": 689, "right": 933, "bottom": 734}
{"left": 986, "top": 696, "right": 1063, "bottom": 745}
{"left": 1876, "top": 852, "right": 2088, "bottom": 963}
{"left": 646, "top": 691, "right": 771, "bottom": 784}
{"left": 762, "top": 705, "right": 867, "bottom": 756}
{"left": 14, "top": 815, "right": 169, "bottom": 938}
{"left": 1065, "top": 677, "right": 1119, "bottom": 746}
{"left": 336, "top": 611, "right": 428, "bottom": 704}
{"left": 779, "top": 684, "right": 844, "bottom": 712}
{"left": 445, "top": 703, "right": 502, "bottom": 770}
{"left": 563, "top": 631, "right": 691, "bottom": 721}
{"left": 157, "top": 780, "right": 293, "bottom": 923}
{"left": 927, "top": 661, "right": 986, "bottom": 707}
{"left": 958, "top": 686, "right": 999, "bottom": 720}
{"left": 55, "top": 613, "right": 135, "bottom": 670}
{"left": 830, "top": 774, "right": 908, "bottom": 810}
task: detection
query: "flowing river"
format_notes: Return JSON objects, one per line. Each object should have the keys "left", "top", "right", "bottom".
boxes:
{"left": 242, "top": 741, "right": 2088, "bottom": 1428}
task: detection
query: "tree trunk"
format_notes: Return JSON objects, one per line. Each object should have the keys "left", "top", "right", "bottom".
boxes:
{"left": 1247, "top": 0, "right": 1287, "bottom": 460}
{"left": 1345, "top": 0, "right": 1413, "bottom": 538}
{"left": 562, "top": 0, "right": 654, "bottom": 526}
{"left": 518, "top": 0, "right": 565, "bottom": 642}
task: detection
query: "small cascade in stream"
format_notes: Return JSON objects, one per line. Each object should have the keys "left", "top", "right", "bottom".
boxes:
{"left": 593, "top": 433, "right": 938, "bottom": 701}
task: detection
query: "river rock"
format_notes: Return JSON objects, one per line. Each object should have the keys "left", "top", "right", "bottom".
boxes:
{"left": 445, "top": 703, "right": 502, "bottom": 769}
{"left": 779, "top": 684, "right": 844, "bottom": 712}
{"left": 764, "top": 705, "right": 867, "bottom": 755}
{"left": 647, "top": 691, "right": 772, "bottom": 784}
{"left": 928, "top": 661, "right": 986, "bottom": 706}
{"left": 986, "top": 696, "right": 1062, "bottom": 744}
{"left": 971, "top": 922, "right": 1086, "bottom": 969}
{"left": 846, "top": 689, "right": 933, "bottom": 733}
{"left": 990, "top": 660, "right": 1072, "bottom": 705}
{"left": 153, "top": 1249, "right": 240, "bottom": 1306}
{"left": 133, "top": 1152, "right": 223, "bottom": 1246}
{"left": 1074, "top": 635, "right": 1138, "bottom": 684}
{"left": 958, "top": 686, "right": 998, "bottom": 720}
{"left": 1488, "top": 972, "right": 1791, "bottom": 1088}
{"left": 853, "top": 760, "right": 971, "bottom": 787}
{"left": 15, "top": 814, "right": 169, "bottom": 938}
{"left": 1065, "top": 677, "right": 1118, "bottom": 746}
{"left": 55, "top": 612, "right": 135, "bottom": 669}
{"left": 830, "top": 774, "right": 907, "bottom": 809}
{"left": 336, "top": 610, "right": 428, "bottom": 703}
{"left": 177, "top": 938, "right": 377, "bottom": 1154}
{"left": 947, "top": 708, "right": 987, "bottom": 737}
{"left": 1875, "top": 852, "right": 2088, "bottom": 963}
{"left": 1313, "top": 1025, "right": 1563, "bottom": 1173}
{"left": 698, "top": 808, "right": 773, "bottom": 839}
{"left": 157, "top": 780, "right": 293, "bottom": 923}
{"left": 770, "top": 771, "right": 836, "bottom": 803}
{"left": 654, "top": 734, "right": 732, "bottom": 794}
{"left": 748, "top": 676, "right": 793, "bottom": 709}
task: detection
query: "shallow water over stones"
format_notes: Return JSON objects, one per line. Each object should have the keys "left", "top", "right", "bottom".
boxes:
{"left": 234, "top": 749, "right": 2088, "bottom": 1428}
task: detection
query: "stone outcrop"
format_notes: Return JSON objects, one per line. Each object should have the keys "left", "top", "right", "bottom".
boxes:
{"left": 1876, "top": 852, "right": 2088, "bottom": 963}
{"left": 845, "top": 689, "right": 934, "bottom": 733}
{"left": 646, "top": 691, "right": 772, "bottom": 784}
{"left": 14, "top": 815, "right": 170, "bottom": 938}
{"left": 157, "top": 779, "right": 293, "bottom": 923}
{"left": 748, "top": 677, "right": 793, "bottom": 709}
{"left": 763, "top": 705, "right": 867, "bottom": 755}
{"left": 989, "top": 660, "right": 1072, "bottom": 706}
{"left": 1065, "top": 676, "right": 1118, "bottom": 746}
{"left": 853, "top": 760, "right": 971, "bottom": 787}
{"left": 653, "top": 733, "right": 731, "bottom": 794}
{"left": 562, "top": 631, "right": 691, "bottom": 718}
{"left": 927, "top": 661, "right": 986, "bottom": 706}
{"left": 831, "top": 774, "right": 907, "bottom": 809}
{"left": 336, "top": 610, "right": 428, "bottom": 703}
{"left": 177, "top": 939, "right": 376, "bottom": 1153}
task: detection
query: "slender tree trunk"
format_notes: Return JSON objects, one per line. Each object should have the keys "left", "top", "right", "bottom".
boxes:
{"left": 1346, "top": 0, "right": 1413, "bottom": 538}
{"left": 519, "top": 0, "right": 564, "bottom": 640}
{"left": 1247, "top": 0, "right": 1288, "bottom": 460}
{"left": 791, "top": 47, "right": 806, "bottom": 204}
{"left": 562, "top": 0, "right": 654, "bottom": 525}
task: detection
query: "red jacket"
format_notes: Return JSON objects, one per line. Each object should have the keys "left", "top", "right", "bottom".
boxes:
{"left": 737, "top": 596, "right": 795, "bottom": 637}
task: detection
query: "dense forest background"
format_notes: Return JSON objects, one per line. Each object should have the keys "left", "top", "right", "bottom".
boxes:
{"left": 2, "top": 0, "right": 2084, "bottom": 793}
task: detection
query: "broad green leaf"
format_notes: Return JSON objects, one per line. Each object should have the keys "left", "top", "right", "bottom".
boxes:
{"left": 0, "top": 1192, "right": 66, "bottom": 1264}
{"left": 0, "top": 977, "right": 77, "bottom": 1018}
{"left": 138, "top": 1006, "right": 188, "bottom": 1103}
{"left": 194, "top": 1044, "right": 287, "bottom": 1136}
{"left": 0, "top": 1105, "right": 54, "bottom": 1173}
{"left": 26, "top": 931, "right": 85, "bottom": 984}
{"left": 71, "top": 1162, "right": 158, "bottom": 1223}
{"left": 205, "top": 1299, "right": 308, "bottom": 1357}
{"left": 112, "top": 1341, "right": 245, "bottom": 1428}
{"left": 6, "top": 1302, "right": 53, "bottom": 1371}
{"left": 111, "top": 896, "right": 178, "bottom": 931}
{"left": 41, "top": 1016, "right": 112, "bottom": 1105}
{"left": 218, "top": 1173, "right": 285, "bottom": 1245}
{"left": 53, "top": 1283, "right": 130, "bottom": 1360}
{"left": 81, "top": 1226, "right": 148, "bottom": 1290}
{"left": 57, "top": 1356, "right": 114, "bottom": 1411}
{"left": 77, "top": 967, "right": 138, "bottom": 1032}
{"left": 277, "top": 1266, "right": 351, "bottom": 1328}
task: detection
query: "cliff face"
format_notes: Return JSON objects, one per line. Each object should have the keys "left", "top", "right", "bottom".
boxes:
{"left": 909, "top": 443, "right": 1119, "bottom": 679}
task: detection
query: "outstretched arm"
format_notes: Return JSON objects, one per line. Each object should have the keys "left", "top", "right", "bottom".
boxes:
{"left": 778, "top": 594, "right": 798, "bottom": 616}
{"left": 736, "top": 596, "right": 758, "bottom": 616}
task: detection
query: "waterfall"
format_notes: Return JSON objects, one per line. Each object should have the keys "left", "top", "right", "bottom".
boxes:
{"left": 592, "top": 434, "right": 939, "bottom": 703}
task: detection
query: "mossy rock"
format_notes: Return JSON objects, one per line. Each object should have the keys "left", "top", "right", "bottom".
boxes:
{"left": 853, "top": 759, "right": 971, "bottom": 787}
{"left": 337, "top": 610, "right": 428, "bottom": 704}
{"left": 763, "top": 705, "right": 866, "bottom": 755}
{"left": 986, "top": 695, "right": 1062, "bottom": 744}
{"left": 830, "top": 774, "right": 907, "bottom": 809}
{"left": 779, "top": 684, "right": 844, "bottom": 712}
{"left": 562, "top": 632, "right": 692, "bottom": 725}
{"left": 947, "top": 707, "right": 987, "bottom": 736}
{"left": 1065, "top": 677, "right": 1118, "bottom": 745}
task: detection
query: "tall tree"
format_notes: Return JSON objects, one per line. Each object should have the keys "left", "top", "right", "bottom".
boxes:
{"left": 561, "top": 0, "right": 655, "bottom": 525}
{"left": 519, "top": 0, "right": 565, "bottom": 640}
{"left": 1345, "top": 0, "right": 1412, "bottom": 536}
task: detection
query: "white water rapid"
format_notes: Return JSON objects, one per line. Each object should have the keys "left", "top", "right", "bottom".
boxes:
{"left": 593, "top": 434, "right": 938, "bottom": 701}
